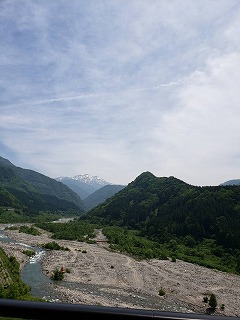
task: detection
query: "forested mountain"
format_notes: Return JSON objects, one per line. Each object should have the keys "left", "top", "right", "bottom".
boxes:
{"left": 0, "top": 156, "right": 85, "bottom": 213}
{"left": 83, "top": 184, "right": 125, "bottom": 211}
{"left": 83, "top": 171, "right": 240, "bottom": 250}
{"left": 220, "top": 179, "right": 240, "bottom": 186}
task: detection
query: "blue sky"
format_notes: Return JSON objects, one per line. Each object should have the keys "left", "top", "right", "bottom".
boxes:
{"left": 1, "top": 0, "right": 240, "bottom": 186}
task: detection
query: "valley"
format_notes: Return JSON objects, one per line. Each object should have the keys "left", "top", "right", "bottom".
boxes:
{"left": 0, "top": 223, "right": 239, "bottom": 317}
{"left": 1, "top": 157, "right": 240, "bottom": 317}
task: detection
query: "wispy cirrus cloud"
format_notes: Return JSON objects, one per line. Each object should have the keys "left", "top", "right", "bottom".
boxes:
{"left": 0, "top": 77, "right": 185, "bottom": 111}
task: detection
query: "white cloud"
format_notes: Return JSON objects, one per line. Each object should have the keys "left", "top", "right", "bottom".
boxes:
{"left": 1, "top": 0, "right": 240, "bottom": 185}
{"left": 151, "top": 52, "right": 240, "bottom": 185}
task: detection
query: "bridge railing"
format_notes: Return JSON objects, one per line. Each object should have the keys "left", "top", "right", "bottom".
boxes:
{"left": 0, "top": 299, "right": 239, "bottom": 320}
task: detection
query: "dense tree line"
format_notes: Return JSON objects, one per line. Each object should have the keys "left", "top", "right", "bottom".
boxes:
{"left": 0, "top": 208, "right": 78, "bottom": 223}
{"left": 35, "top": 220, "right": 96, "bottom": 241}
{"left": 103, "top": 226, "right": 168, "bottom": 259}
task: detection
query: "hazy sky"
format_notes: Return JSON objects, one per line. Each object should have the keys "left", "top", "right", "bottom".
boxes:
{"left": 1, "top": 0, "right": 240, "bottom": 186}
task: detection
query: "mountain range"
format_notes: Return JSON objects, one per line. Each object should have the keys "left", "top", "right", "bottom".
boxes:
{"left": 55, "top": 174, "right": 126, "bottom": 210}
{"left": 0, "top": 156, "right": 125, "bottom": 213}
{"left": 1, "top": 155, "right": 240, "bottom": 275}
{"left": 55, "top": 175, "right": 112, "bottom": 199}
{"left": 1, "top": 154, "right": 240, "bottom": 225}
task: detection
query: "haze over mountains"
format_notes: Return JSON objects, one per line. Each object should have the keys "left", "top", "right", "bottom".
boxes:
{"left": 55, "top": 174, "right": 126, "bottom": 210}
{"left": 1, "top": 155, "right": 239, "bottom": 215}
{"left": 0, "top": 156, "right": 125, "bottom": 213}
{"left": 83, "top": 184, "right": 125, "bottom": 211}
{"left": 220, "top": 179, "right": 240, "bottom": 186}
{"left": 55, "top": 174, "right": 112, "bottom": 199}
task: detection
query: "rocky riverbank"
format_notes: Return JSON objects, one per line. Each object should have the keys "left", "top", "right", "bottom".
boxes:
{"left": 1, "top": 224, "right": 240, "bottom": 317}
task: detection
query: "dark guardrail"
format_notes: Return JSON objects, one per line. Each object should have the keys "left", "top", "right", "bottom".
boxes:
{"left": 0, "top": 299, "right": 239, "bottom": 320}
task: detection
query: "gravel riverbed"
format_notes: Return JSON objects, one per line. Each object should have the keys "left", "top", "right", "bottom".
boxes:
{"left": 1, "top": 225, "right": 240, "bottom": 317}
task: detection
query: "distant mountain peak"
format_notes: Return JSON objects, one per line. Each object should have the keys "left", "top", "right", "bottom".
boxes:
{"left": 220, "top": 179, "right": 240, "bottom": 186}
{"left": 55, "top": 174, "right": 111, "bottom": 198}
{"left": 71, "top": 173, "right": 111, "bottom": 186}
{"left": 71, "top": 174, "right": 111, "bottom": 188}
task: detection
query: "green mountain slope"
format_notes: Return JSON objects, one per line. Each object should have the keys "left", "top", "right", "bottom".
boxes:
{"left": 83, "top": 171, "right": 240, "bottom": 250}
{"left": 83, "top": 184, "right": 125, "bottom": 211}
{"left": 0, "top": 156, "right": 85, "bottom": 214}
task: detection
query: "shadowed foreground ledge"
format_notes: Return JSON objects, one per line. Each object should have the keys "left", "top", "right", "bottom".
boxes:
{"left": 0, "top": 299, "right": 239, "bottom": 320}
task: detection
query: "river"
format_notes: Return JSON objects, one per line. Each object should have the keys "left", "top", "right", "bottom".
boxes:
{"left": 0, "top": 228, "right": 196, "bottom": 313}
{"left": 0, "top": 229, "right": 59, "bottom": 301}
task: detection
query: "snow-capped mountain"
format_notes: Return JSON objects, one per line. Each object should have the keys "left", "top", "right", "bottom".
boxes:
{"left": 71, "top": 174, "right": 111, "bottom": 188}
{"left": 55, "top": 174, "right": 111, "bottom": 200}
{"left": 56, "top": 174, "right": 110, "bottom": 189}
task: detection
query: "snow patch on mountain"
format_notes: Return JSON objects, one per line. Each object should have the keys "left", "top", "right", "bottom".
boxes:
{"left": 71, "top": 174, "right": 110, "bottom": 188}
{"left": 55, "top": 174, "right": 111, "bottom": 189}
{"left": 56, "top": 176, "right": 71, "bottom": 181}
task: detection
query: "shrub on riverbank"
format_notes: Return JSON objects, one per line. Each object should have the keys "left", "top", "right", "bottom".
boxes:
{"left": 22, "top": 249, "right": 35, "bottom": 257}
{"left": 41, "top": 241, "right": 69, "bottom": 251}
{"left": 51, "top": 268, "right": 64, "bottom": 280}
{"left": 19, "top": 225, "right": 41, "bottom": 236}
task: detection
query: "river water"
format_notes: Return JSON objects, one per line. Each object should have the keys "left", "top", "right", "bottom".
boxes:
{"left": 0, "top": 230, "right": 59, "bottom": 301}
{"left": 0, "top": 229, "right": 195, "bottom": 313}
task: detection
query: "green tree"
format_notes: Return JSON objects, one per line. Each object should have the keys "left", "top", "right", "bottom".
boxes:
{"left": 51, "top": 268, "right": 64, "bottom": 280}
{"left": 209, "top": 293, "right": 217, "bottom": 309}
{"left": 158, "top": 288, "right": 166, "bottom": 296}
